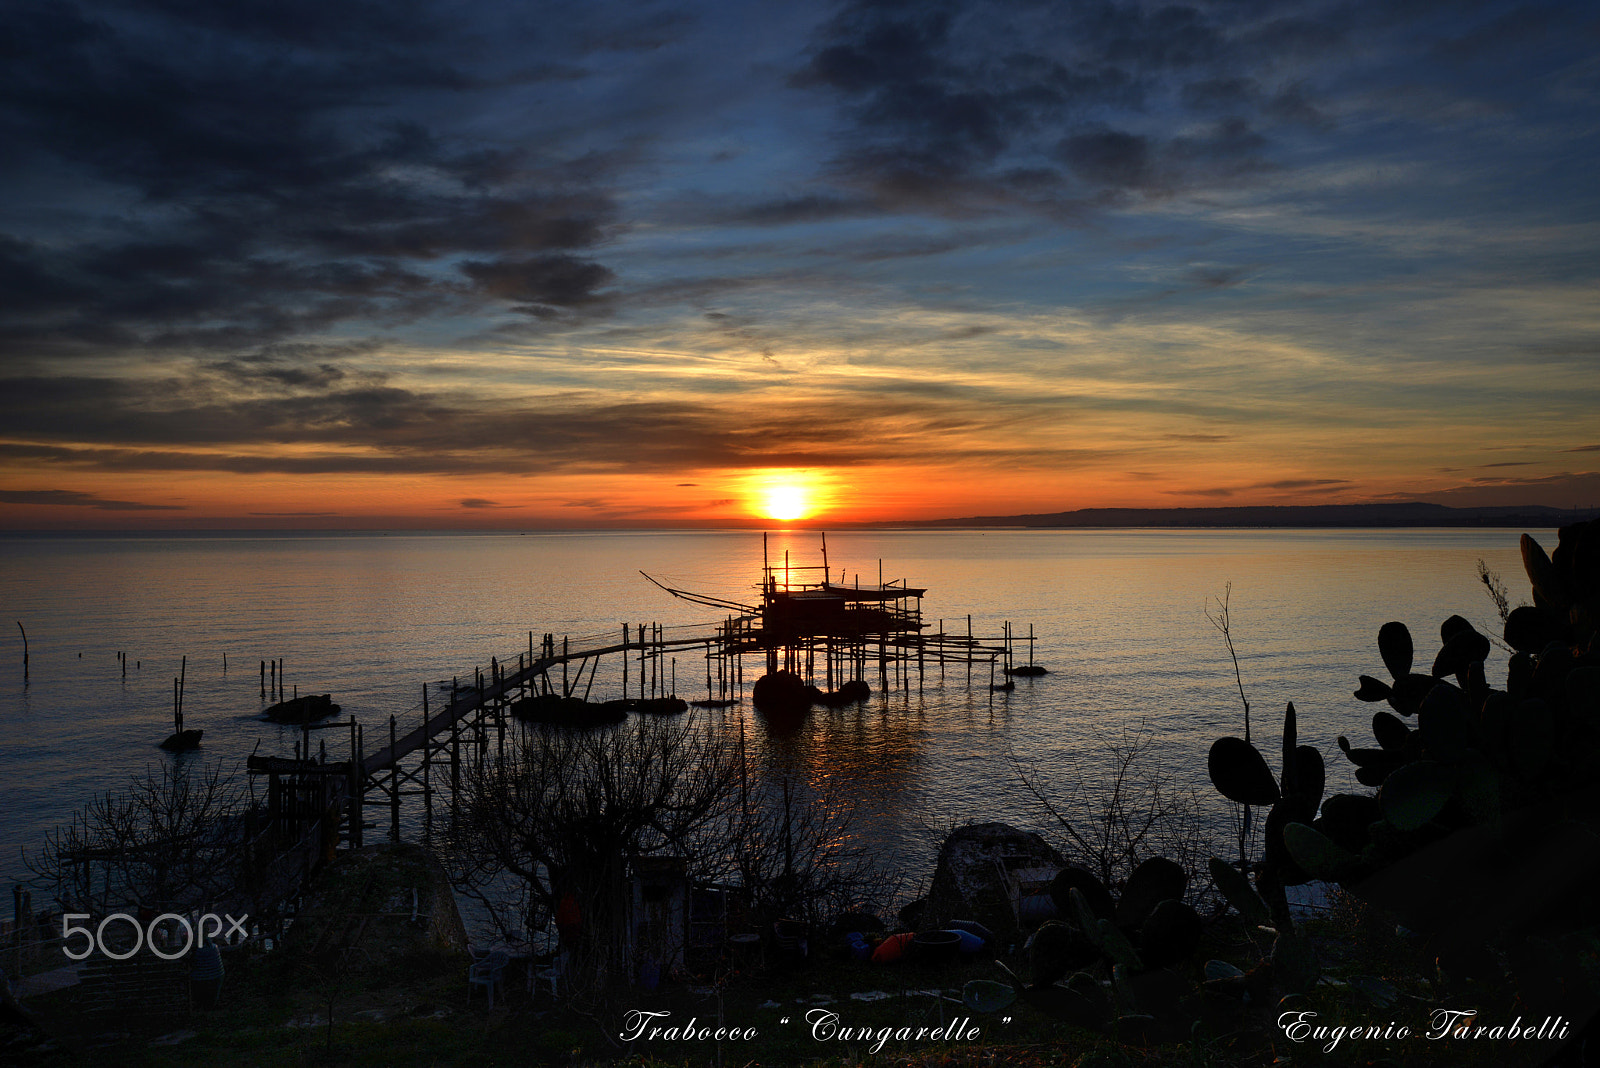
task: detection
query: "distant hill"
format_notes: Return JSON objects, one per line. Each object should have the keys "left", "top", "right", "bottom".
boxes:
{"left": 901, "top": 502, "right": 1597, "bottom": 529}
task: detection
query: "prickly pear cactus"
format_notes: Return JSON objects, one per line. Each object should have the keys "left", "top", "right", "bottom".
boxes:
{"left": 1210, "top": 521, "right": 1600, "bottom": 1001}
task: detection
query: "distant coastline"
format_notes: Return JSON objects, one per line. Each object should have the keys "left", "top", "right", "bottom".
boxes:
{"left": 3, "top": 502, "right": 1598, "bottom": 535}
{"left": 899, "top": 502, "right": 1600, "bottom": 529}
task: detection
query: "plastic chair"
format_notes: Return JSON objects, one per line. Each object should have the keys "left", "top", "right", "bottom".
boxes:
{"left": 534, "top": 962, "right": 563, "bottom": 1000}
{"left": 467, "top": 949, "right": 509, "bottom": 1007}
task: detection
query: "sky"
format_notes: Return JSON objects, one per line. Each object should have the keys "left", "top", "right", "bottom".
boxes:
{"left": 0, "top": 0, "right": 1597, "bottom": 529}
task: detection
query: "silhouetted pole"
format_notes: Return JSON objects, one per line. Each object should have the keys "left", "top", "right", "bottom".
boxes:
{"left": 422, "top": 685, "right": 432, "bottom": 835}
{"left": 390, "top": 714, "right": 400, "bottom": 843}
{"left": 348, "top": 718, "right": 362, "bottom": 849}
{"left": 15, "top": 622, "right": 26, "bottom": 685}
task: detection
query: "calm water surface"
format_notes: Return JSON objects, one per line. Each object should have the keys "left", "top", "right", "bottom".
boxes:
{"left": 0, "top": 527, "right": 1533, "bottom": 895}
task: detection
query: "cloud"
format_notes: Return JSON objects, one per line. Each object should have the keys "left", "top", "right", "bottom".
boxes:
{"left": 725, "top": 194, "right": 880, "bottom": 226}
{"left": 790, "top": 0, "right": 1299, "bottom": 216}
{"left": 0, "top": 0, "right": 627, "bottom": 367}
{"left": 1257, "top": 479, "right": 1352, "bottom": 490}
{"left": 1423, "top": 470, "right": 1600, "bottom": 509}
{"left": 459, "top": 255, "right": 615, "bottom": 316}
{"left": 0, "top": 488, "right": 184, "bottom": 511}
{"left": 0, "top": 361, "right": 1127, "bottom": 477}
{"left": 2, "top": 0, "right": 1597, "bottom": 523}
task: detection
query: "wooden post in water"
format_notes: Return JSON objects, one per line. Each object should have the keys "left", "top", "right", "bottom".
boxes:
{"left": 357, "top": 722, "right": 366, "bottom": 843}
{"left": 388, "top": 715, "right": 400, "bottom": 843}
{"left": 15, "top": 622, "right": 26, "bottom": 686}
{"left": 421, "top": 685, "right": 432, "bottom": 837}
{"left": 450, "top": 705, "right": 460, "bottom": 809}
{"left": 348, "top": 719, "right": 362, "bottom": 849}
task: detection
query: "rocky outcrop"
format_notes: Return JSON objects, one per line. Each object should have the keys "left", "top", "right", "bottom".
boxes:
{"left": 921, "top": 822, "right": 1063, "bottom": 937}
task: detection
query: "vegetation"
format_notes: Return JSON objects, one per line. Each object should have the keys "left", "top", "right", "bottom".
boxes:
{"left": 24, "top": 761, "right": 249, "bottom": 916}
{"left": 9, "top": 523, "right": 1596, "bottom": 1066}
{"left": 1015, "top": 724, "right": 1217, "bottom": 900}
{"left": 441, "top": 712, "right": 896, "bottom": 1008}
{"left": 1202, "top": 518, "right": 1600, "bottom": 1061}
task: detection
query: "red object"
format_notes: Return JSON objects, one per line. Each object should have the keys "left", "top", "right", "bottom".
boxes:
{"left": 555, "top": 893, "right": 581, "bottom": 945}
{"left": 871, "top": 931, "right": 914, "bottom": 964}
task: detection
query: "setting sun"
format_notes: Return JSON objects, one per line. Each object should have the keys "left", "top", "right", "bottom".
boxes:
{"left": 762, "top": 484, "right": 809, "bottom": 522}
{"left": 748, "top": 469, "right": 823, "bottom": 523}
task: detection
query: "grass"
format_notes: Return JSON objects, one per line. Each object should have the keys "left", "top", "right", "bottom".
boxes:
{"left": 6, "top": 848, "right": 1592, "bottom": 1067}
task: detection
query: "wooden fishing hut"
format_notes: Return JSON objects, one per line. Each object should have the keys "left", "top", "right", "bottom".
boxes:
{"left": 647, "top": 533, "right": 1024, "bottom": 699}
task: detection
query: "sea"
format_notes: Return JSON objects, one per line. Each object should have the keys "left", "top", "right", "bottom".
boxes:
{"left": 0, "top": 527, "right": 1534, "bottom": 904}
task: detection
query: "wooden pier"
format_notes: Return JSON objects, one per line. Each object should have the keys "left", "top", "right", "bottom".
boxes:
{"left": 251, "top": 535, "right": 1041, "bottom": 849}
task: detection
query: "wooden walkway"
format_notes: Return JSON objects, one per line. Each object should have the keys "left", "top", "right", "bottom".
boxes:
{"left": 359, "top": 632, "right": 719, "bottom": 776}
{"left": 338, "top": 603, "right": 1025, "bottom": 847}
{"left": 346, "top": 628, "right": 738, "bottom": 846}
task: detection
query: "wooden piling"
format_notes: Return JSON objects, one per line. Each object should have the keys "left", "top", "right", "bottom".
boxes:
{"left": 415, "top": 688, "right": 430, "bottom": 837}
{"left": 348, "top": 719, "right": 362, "bottom": 848}
{"left": 966, "top": 615, "right": 973, "bottom": 687}
{"left": 389, "top": 714, "right": 400, "bottom": 843}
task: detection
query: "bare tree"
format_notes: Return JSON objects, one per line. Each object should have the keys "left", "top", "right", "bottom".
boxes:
{"left": 25, "top": 761, "right": 247, "bottom": 915}
{"left": 722, "top": 771, "right": 899, "bottom": 931}
{"left": 444, "top": 712, "right": 897, "bottom": 998}
{"left": 444, "top": 715, "right": 745, "bottom": 988}
{"left": 1015, "top": 724, "right": 1219, "bottom": 897}
{"left": 1206, "top": 582, "right": 1258, "bottom": 873}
